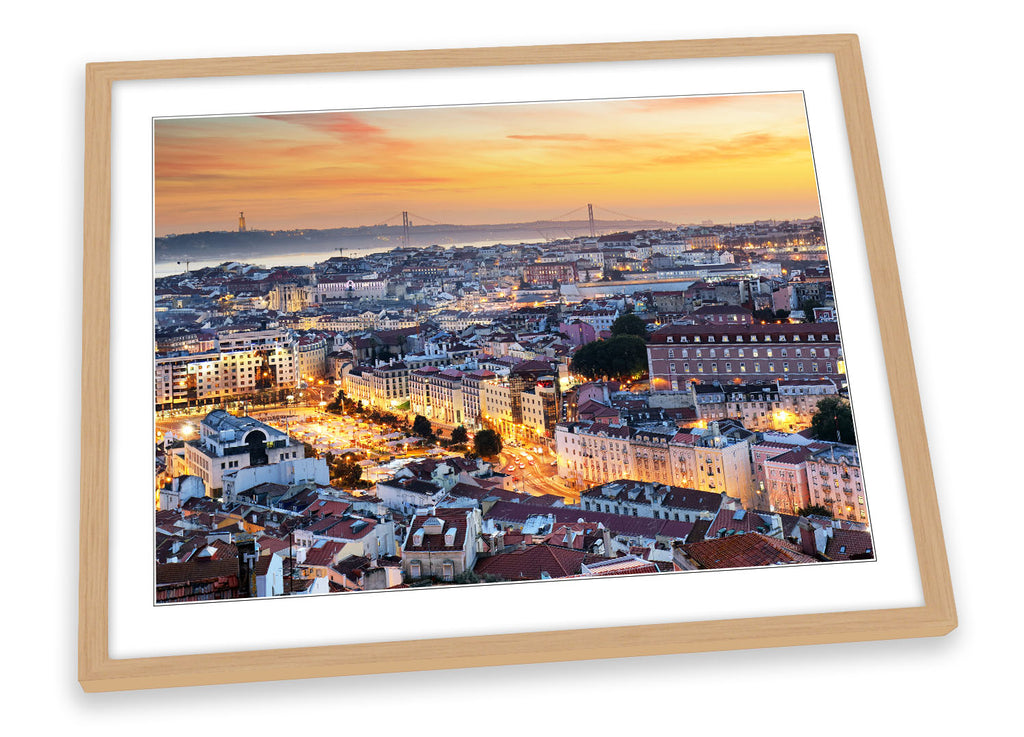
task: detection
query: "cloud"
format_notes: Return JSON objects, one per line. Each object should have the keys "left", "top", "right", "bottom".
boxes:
{"left": 257, "top": 112, "right": 387, "bottom": 140}
{"left": 652, "top": 132, "right": 810, "bottom": 166}
{"left": 506, "top": 133, "right": 619, "bottom": 146}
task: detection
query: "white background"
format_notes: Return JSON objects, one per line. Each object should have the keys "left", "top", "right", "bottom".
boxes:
{"left": 2, "top": 0, "right": 1018, "bottom": 732}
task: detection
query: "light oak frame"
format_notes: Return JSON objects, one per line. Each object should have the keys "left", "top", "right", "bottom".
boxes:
{"left": 80, "top": 34, "right": 956, "bottom": 692}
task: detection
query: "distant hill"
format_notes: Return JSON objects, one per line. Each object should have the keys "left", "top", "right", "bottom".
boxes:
{"left": 155, "top": 218, "right": 675, "bottom": 263}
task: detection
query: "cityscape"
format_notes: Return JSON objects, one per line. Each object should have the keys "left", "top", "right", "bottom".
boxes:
{"left": 153, "top": 95, "right": 875, "bottom": 603}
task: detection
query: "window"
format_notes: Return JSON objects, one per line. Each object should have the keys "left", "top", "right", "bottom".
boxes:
{"left": 409, "top": 561, "right": 422, "bottom": 578}
{"left": 442, "top": 562, "right": 455, "bottom": 582}
{"left": 668, "top": 349, "right": 675, "bottom": 358}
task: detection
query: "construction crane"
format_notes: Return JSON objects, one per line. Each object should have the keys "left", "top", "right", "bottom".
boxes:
{"left": 176, "top": 260, "right": 192, "bottom": 273}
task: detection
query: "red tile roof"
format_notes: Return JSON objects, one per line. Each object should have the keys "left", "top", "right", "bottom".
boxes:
{"left": 824, "top": 529, "right": 874, "bottom": 561}
{"left": 680, "top": 533, "right": 815, "bottom": 569}
{"left": 473, "top": 544, "right": 606, "bottom": 581}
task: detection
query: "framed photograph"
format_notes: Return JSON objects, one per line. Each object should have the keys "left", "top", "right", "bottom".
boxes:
{"left": 80, "top": 34, "right": 955, "bottom": 692}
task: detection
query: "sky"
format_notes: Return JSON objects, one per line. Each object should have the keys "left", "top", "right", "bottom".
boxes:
{"left": 154, "top": 93, "right": 823, "bottom": 235}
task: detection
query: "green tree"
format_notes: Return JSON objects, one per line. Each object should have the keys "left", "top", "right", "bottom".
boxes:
{"left": 610, "top": 313, "right": 647, "bottom": 338}
{"left": 331, "top": 458, "right": 364, "bottom": 487}
{"left": 473, "top": 428, "right": 503, "bottom": 458}
{"left": 798, "top": 504, "right": 833, "bottom": 518}
{"left": 570, "top": 334, "right": 648, "bottom": 380}
{"left": 810, "top": 397, "right": 856, "bottom": 444}
{"left": 412, "top": 414, "right": 434, "bottom": 439}
{"left": 450, "top": 425, "right": 469, "bottom": 444}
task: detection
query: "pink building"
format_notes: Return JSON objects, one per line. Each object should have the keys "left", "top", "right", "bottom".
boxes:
{"left": 559, "top": 320, "right": 598, "bottom": 348}
{"left": 762, "top": 445, "right": 818, "bottom": 515}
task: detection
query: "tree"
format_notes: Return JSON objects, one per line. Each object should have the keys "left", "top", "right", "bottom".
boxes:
{"left": 570, "top": 334, "right": 648, "bottom": 380}
{"left": 810, "top": 397, "right": 856, "bottom": 444}
{"left": 752, "top": 308, "right": 791, "bottom": 324}
{"left": 412, "top": 414, "right": 434, "bottom": 439}
{"left": 450, "top": 425, "right": 468, "bottom": 445}
{"left": 551, "top": 279, "right": 560, "bottom": 290}
{"left": 518, "top": 277, "right": 529, "bottom": 290}
{"left": 332, "top": 458, "right": 363, "bottom": 487}
{"left": 610, "top": 313, "right": 647, "bottom": 338}
{"left": 473, "top": 428, "right": 503, "bottom": 458}
{"left": 798, "top": 504, "right": 833, "bottom": 518}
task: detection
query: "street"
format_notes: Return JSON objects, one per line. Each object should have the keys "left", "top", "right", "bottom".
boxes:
{"left": 497, "top": 445, "right": 578, "bottom": 504}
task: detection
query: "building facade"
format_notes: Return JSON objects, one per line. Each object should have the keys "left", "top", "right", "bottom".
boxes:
{"left": 647, "top": 322, "right": 845, "bottom": 392}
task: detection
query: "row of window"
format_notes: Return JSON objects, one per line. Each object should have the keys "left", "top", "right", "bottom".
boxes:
{"left": 669, "top": 361, "right": 834, "bottom": 374}
{"left": 663, "top": 333, "right": 837, "bottom": 344}
{"left": 667, "top": 346, "right": 832, "bottom": 359}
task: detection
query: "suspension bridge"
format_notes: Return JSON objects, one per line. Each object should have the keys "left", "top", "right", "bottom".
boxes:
{"left": 369, "top": 203, "right": 659, "bottom": 248}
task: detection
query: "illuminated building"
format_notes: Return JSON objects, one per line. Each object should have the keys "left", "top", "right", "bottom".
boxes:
{"left": 647, "top": 322, "right": 845, "bottom": 391}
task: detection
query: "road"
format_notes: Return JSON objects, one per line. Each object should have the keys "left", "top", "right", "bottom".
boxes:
{"left": 497, "top": 445, "right": 578, "bottom": 504}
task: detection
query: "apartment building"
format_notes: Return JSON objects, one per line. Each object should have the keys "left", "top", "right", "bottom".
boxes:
{"left": 647, "top": 322, "right": 844, "bottom": 392}
{"left": 155, "top": 329, "right": 297, "bottom": 411}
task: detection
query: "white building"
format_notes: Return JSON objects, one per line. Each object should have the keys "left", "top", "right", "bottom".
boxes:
{"left": 182, "top": 410, "right": 305, "bottom": 496}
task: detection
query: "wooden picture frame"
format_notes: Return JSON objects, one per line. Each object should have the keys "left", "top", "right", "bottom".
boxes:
{"left": 80, "top": 34, "right": 955, "bottom": 692}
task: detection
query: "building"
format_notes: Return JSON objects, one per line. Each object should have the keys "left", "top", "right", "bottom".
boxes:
{"left": 460, "top": 369, "right": 495, "bottom": 429}
{"left": 295, "top": 333, "right": 328, "bottom": 383}
{"left": 778, "top": 378, "right": 839, "bottom": 427}
{"left": 691, "top": 381, "right": 782, "bottom": 432}
{"left": 579, "top": 480, "right": 730, "bottom": 524}
{"left": 315, "top": 275, "right": 388, "bottom": 302}
{"left": 761, "top": 444, "right": 817, "bottom": 515}
{"left": 806, "top": 443, "right": 867, "bottom": 522}
{"left": 647, "top": 322, "right": 844, "bottom": 392}
{"left": 555, "top": 418, "right": 755, "bottom": 502}
{"left": 155, "top": 329, "right": 298, "bottom": 411}
{"left": 181, "top": 410, "right": 304, "bottom": 496}
{"left": 267, "top": 282, "right": 312, "bottom": 313}
{"left": 523, "top": 261, "right": 578, "bottom": 285}
{"left": 555, "top": 422, "right": 635, "bottom": 488}
{"left": 401, "top": 508, "right": 483, "bottom": 582}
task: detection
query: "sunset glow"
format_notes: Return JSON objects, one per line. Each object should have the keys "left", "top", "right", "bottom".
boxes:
{"left": 155, "top": 93, "right": 822, "bottom": 235}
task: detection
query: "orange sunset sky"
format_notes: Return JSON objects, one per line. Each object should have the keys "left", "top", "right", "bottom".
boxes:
{"left": 154, "top": 92, "right": 822, "bottom": 236}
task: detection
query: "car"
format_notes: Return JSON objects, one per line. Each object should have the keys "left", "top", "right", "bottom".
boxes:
{"left": 506, "top": 464, "right": 516, "bottom": 472}
{"left": 518, "top": 462, "right": 525, "bottom": 469}
{"left": 528, "top": 458, "right": 535, "bottom": 465}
